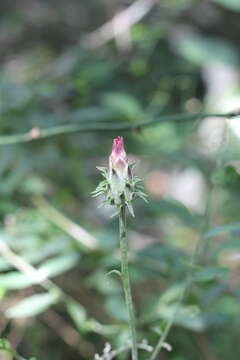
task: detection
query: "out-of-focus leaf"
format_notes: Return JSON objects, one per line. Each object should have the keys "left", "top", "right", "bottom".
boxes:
{"left": 6, "top": 292, "right": 59, "bottom": 318}
{"left": 0, "top": 253, "right": 79, "bottom": 290}
{"left": 216, "top": 296, "right": 239, "bottom": 315}
{"left": 0, "top": 81, "right": 32, "bottom": 112}
{"left": 151, "top": 197, "right": 197, "bottom": 226}
{"left": 175, "top": 34, "right": 240, "bottom": 66}
{"left": 24, "top": 237, "right": 70, "bottom": 265}
{"left": 0, "top": 236, "right": 70, "bottom": 271}
{"left": 155, "top": 302, "right": 205, "bottom": 332}
{"left": 102, "top": 92, "right": 144, "bottom": 121}
{"left": 38, "top": 253, "right": 80, "bottom": 278}
{"left": 66, "top": 301, "right": 87, "bottom": 332}
{"left": 211, "top": 165, "right": 240, "bottom": 185}
{"left": 0, "top": 257, "right": 11, "bottom": 271}
{"left": 67, "top": 301, "right": 120, "bottom": 335}
{"left": 20, "top": 176, "right": 47, "bottom": 195}
{"left": 71, "top": 107, "right": 114, "bottom": 123}
{"left": 105, "top": 297, "right": 128, "bottom": 321}
{"left": 0, "top": 288, "right": 6, "bottom": 299}
{"left": 193, "top": 266, "right": 229, "bottom": 282}
{"left": 0, "top": 339, "right": 14, "bottom": 360}
{"left": 215, "top": 237, "right": 240, "bottom": 254}
{"left": 138, "top": 243, "right": 186, "bottom": 273}
{"left": 0, "top": 272, "right": 33, "bottom": 289}
{"left": 95, "top": 230, "right": 118, "bottom": 249}
{"left": 158, "top": 283, "right": 185, "bottom": 304}
{"left": 0, "top": 349, "right": 13, "bottom": 360}
{"left": 86, "top": 270, "right": 121, "bottom": 295}
{"left": 1, "top": 165, "right": 26, "bottom": 195}
{"left": 213, "top": 0, "right": 240, "bottom": 11}
{"left": 204, "top": 223, "right": 240, "bottom": 239}
{"left": 174, "top": 306, "right": 206, "bottom": 332}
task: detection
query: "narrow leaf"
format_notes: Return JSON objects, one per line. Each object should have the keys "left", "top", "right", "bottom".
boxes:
{"left": 7, "top": 292, "right": 59, "bottom": 318}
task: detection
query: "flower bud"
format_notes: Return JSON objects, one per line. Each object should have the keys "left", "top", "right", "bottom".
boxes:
{"left": 93, "top": 136, "right": 147, "bottom": 217}
{"left": 109, "top": 136, "right": 129, "bottom": 178}
{"left": 109, "top": 136, "right": 130, "bottom": 203}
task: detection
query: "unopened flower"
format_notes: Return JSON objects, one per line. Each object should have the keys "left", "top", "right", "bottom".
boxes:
{"left": 109, "top": 136, "right": 131, "bottom": 204}
{"left": 92, "top": 136, "right": 147, "bottom": 216}
{"left": 109, "top": 136, "right": 128, "bottom": 179}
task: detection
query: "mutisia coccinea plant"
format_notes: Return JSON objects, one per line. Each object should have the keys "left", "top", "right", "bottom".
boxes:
{"left": 92, "top": 136, "right": 147, "bottom": 360}
{"left": 92, "top": 136, "right": 147, "bottom": 216}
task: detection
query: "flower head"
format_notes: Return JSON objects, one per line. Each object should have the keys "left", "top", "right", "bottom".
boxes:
{"left": 110, "top": 136, "right": 127, "bottom": 172}
{"left": 108, "top": 136, "right": 131, "bottom": 205}
{"left": 92, "top": 136, "right": 147, "bottom": 216}
{"left": 109, "top": 136, "right": 130, "bottom": 186}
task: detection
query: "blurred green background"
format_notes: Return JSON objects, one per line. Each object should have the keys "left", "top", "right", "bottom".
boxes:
{"left": 0, "top": 0, "right": 240, "bottom": 359}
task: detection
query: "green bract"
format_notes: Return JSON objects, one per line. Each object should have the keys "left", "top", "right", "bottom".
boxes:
{"left": 92, "top": 164, "right": 147, "bottom": 217}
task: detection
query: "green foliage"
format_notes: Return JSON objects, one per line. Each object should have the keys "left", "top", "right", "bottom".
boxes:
{"left": 6, "top": 292, "right": 60, "bottom": 318}
{"left": 175, "top": 34, "right": 240, "bottom": 66}
{"left": 0, "top": 338, "right": 36, "bottom": 360}
{"left": 192, "top": 266, "right": 229, "bottom": 282}
{"left": 213, "top": 0, "right": 240, "bottom": 11}
{"left": 0, "top": 0, "right": 240, "bottom": 359}
{"left": 66, "top": 302, "right": 87, "bottom": 332}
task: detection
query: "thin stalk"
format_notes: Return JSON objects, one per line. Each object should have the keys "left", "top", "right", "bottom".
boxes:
{"left": 149, "top": 184, "right": 216, "bottom": 360}
{"left": 119, "top": 205, "right": 138, "bottom": 360}
{"left": 149, "top": 231, "right": 204, "bottom": 360}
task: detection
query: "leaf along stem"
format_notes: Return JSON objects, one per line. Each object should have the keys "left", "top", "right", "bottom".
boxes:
{"left": 119, "top": 205, "right": 138, "bottom": 360}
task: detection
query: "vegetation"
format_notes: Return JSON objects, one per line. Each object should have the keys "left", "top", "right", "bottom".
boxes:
{"left": 0, "top": 1, "right": 240, "bottom": 359}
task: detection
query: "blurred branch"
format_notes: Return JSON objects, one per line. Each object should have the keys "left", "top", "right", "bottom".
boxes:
{"left": 0, "top": 111, "right": 239, "bottom": 146}
{"left": 0, "top": 240, "right": 52, "bottom": 288}
{"left": 33, "top": 196, "right": 98, "bottom": 251}
{"left": 82, "top": 0, "right": 157, "bottom": 49}
{"left": 43, "top": 0, "right": 157, "bottom": 77}
{"left": 41, "top": 310, "right": 94, "bottom": 356}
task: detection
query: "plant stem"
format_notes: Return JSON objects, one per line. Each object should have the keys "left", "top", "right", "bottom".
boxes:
{"left": 119, "top": 205, "right": 138, "bottom": 360}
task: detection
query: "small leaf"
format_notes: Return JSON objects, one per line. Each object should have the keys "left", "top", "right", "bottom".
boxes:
{"left": 0, "top": 272, "right": 33, "bottom": 290}
{"left": 151, "top": 326, "right": 163, "bottom": 335}
{"left": 154, "top": 197, "right": 196, "bottom": 226}
{"left": 106, "top": 269, "right": 122, "bottom": 279}
{"left": 0, "top": 254, "right": 79, "bottom": 290}
{"left": 176, "top": 33, "right": 239, "bottom": 66}
{"left": 204, "top": 223, "right": 240, "bottom": 239}
{"left": 6, "top": 292, "right": 59, "bottom": 318}
{"left": 126, "top": 201, "right": 135, "bottom": 217}
{"left": 66, "top": 301, "right": 87, "bottom": 332}
{"left": 105, "top": 297, "right": 128, "bottom": 321}
{"left": 96, "top": 166, "right": 108, "bottom": 174}
{"left": 154, "top": 302, "right": 205, "bottom": 332}
{"left": 193, "top": 266, "right": 229, "bottom": 282}
{"left": 102, "top": 92, "right": 144, "bottom": 121}
{"left": 0, "top": 349, "right": 13, "bottom": 359}
{"left": 0, "top": 339, "right": 14, "bottom": 359}
{"left": 110, "top": 209, "right": 120, "bottom": 218}
{"left": 159, "top": 283, "right": 185, "bottom": 304}
{"left": 213, "top": 0, "right": 240, "bottom": 11}
{"left": 39, "top": 253, "right": 80, "bottom": 278}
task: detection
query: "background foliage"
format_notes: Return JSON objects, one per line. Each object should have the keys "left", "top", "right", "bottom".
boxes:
{"left": 0, "top": 1, "right": 240, "bottom": 359}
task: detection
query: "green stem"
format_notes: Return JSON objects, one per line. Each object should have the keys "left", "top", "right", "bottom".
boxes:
{"left": 119, "top": 205, "right": 138, "bottom": 360}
